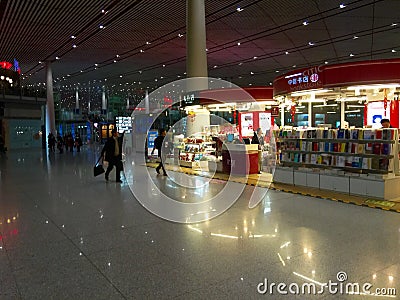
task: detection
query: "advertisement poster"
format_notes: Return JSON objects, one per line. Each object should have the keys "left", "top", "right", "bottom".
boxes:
{"left": 240, "top": 113, "right": 254, "bottom": 137}
{"left": 367, "top": 102, "right": 390, "bottom": 128}
{"left": 259, "top": 112, "right": 271, "bottom": 133}
{"left": 147, "top": 130, "right": 158, "bottom": 156}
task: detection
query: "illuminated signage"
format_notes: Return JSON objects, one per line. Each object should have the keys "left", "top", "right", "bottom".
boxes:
{"left": 0, "top": 59, "right": 20, "bottom": 74}
{"left": 181, "top": 91, "right": 200, "bottom": 106}
{"left": 285, "top": 65, "right": 323, "bottom": 91}
{"left": 115, "top": 116, "right": 132, "bottom": 133}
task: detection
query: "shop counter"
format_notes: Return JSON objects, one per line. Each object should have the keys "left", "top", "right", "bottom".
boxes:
{"left": 222, "top": 143, "right": 259, "bottom": 175}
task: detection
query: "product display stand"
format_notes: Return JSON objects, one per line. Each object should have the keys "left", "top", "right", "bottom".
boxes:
{"left": 273, "top": 128, "right": 400, "bottom": 200}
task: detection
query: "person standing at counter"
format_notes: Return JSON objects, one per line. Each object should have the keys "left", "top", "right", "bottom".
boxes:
{"left": 252, "top": 128, "right": 264, "bottom": 174}
{"left": 380, "top": 118, "right": 392, "bottom": 128}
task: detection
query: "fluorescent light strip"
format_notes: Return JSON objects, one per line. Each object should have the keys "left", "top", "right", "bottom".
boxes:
{"left": 326, "top": 111, "right": 337, "bottom": 114}
{"left": 347, "top": 105, "right": 365, "bottom": 108}
{"left": 313, "top": 104, "right": 338, "bottom": 107}
{"left": 345, "top": 109, "right": 361, "bottom": 113}
{"left": 347, "top": 84, "right": 400, "bottom": 90}
{"left": 284, "top": 72, "right": 302, "bottom": 79}
{"left": 292, "top": 272, "right": 326, "bottom": 287}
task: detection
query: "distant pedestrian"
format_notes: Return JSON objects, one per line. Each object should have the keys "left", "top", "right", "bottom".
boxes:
{"left": 101, "top": 129, "right": 125, "bottom": 183}
{"left": 57, "top": 135, "right": 64, "bottom": 153}
{"left": 48, "top": 133, "right": 56, "bottom": 152}
{"left": 74, "top": 134, "right": 83, "bottom": 152}
{"left": 151, "top": 129, "right": 167, "bottom": 176}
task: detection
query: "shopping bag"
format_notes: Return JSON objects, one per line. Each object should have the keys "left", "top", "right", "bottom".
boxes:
{"left": 93, "top": 164, "right": 105, "bottom": 177}
{"left": 93, "top": 157, "right": 105, "bottom": 177}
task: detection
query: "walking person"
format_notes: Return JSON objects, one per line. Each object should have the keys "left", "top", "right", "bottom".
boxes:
{"left": 74, "top": 134, "right": 83, "bottom": 152}
{"left": 48, "top": 133, "right": 56, "bottom": 152}
{"left": 101, "top": 129, "right": 125, "bottom": 183}
{"left": 151, "top": 129, "right": 167, "bottom": 176}
{"left": 252, "top": 128, "right": 265, "bottom": 174}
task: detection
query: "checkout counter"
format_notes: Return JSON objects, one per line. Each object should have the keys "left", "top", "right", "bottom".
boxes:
{"left": 222, "top": 143, "right": 259, "bottom": 175}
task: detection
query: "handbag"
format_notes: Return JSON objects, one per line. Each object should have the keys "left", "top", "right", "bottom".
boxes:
{"left": 93, "top": 157, "right": 105, "bottom": 177}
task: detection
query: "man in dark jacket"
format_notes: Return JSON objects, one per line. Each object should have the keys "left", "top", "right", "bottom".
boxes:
{"left": 101, "top": 128, "right": 124, "bottom": 183}
{"left": 151, "top": 129, "right": 167, "bottom": 176}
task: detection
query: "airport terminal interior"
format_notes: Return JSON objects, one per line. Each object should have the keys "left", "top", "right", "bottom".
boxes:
{"left": 1, "top": 0, "right": 400, "bottom": 299}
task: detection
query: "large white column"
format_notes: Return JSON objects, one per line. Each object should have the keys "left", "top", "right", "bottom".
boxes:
{"left": 186, "top": 108, "right": 210, "bottom": 136}
{"left": 145, "top": 90, "right": 149, "bottom": 114}
{"left": 75, "top": 87, "right": 79, "bottom": 110}
{"left": 46, "top": 61, "right": 56, "bottom": 135}
{"left": 102, "top": 86, "right": 107, "bottom": 114}
{"left": 186, "top": 0, "right": 208, "bottom": 92}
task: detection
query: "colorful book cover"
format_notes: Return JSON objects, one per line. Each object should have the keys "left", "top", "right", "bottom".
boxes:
{"left": 365, "top": 143, "right": 373, "bottom": 154}
{"left": 372, "top": 143, "right": 381, "bottom": 155}
{"left": 340, "top": 143, "right": 347, "bottom": 152}
{"left": 381, "top": 143, "right": 391, "bottom": 155}
{"left": 375, "top": 130, "right": 382, "bottom": 140}
{"left": 338, "top": 156, "right": 346, "bottom": 167}
{"left": 324, "top": 142, "right": 330, "bottom": 152}
{"left": 351, "top": 129, "right": 359, "bottom": 140}
{"left": 357, "top": 143, "right": 364, "bottom": 154}
{"left": 337, "top": 129, "right": 345, "bottom": 139}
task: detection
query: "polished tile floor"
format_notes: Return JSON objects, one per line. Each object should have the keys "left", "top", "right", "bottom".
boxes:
{"left": 0, "top": 146, "right": 399, "bottom": 299}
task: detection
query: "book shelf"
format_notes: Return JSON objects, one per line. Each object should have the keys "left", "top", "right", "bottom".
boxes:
{"left": 273, "top": 128, "right": 400, "bottom": 200}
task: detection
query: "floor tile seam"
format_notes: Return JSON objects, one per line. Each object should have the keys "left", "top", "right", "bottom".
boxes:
{"left": 33, "top": 205, "right": 129, "bottom": 300}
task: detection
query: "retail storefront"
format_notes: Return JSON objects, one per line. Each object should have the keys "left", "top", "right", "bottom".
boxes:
{"left": 272, "top": 58, "right": 400, "bottom": 200}
{"left": 164, "top": 87, "right": 277, "bottom": 175}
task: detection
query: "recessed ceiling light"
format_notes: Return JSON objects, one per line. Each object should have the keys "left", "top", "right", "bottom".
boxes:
{"left": 250, "top": 72, "right": 254, "bottom": 75}
{"left": 392, "top": 49, "right": 397, "bottom": 53}
{"left": 206, "top": 48, "right": 209, "bottom": 51}
{"left": 162, "top": 64, "right": 166, "bottom": 67}
{"left": 325, "top": 61, "right": 329, "bottom": 64}
{"left": 285, "top": 51, "right": 289, "bottom": 55}
{"left": 253, "top": 56, "right": 257, "bottom": 59}
{"left": 71, "top": 35, "right": 76, "bottom": 39}
{"left": 101, "top": 9, "right": 105, "bottom": 13}
{"left": 38, "top": 61, "right": 42, "bottom": 64}
{"left": 120, "top": 75, "right": 123, "bottom": 78}
{"left": 353, "top": 36, "right": 359, "bottom": 39}
{"left": 339, "top": 3, "right": 346, "bottom": 9}
{"left": 349, "top": 53, "right": 354, "bottom": 57}
{"left": 146, "top": 41, "right": 151, "bottom": 45}
{"left": 269, "top": 82, "right": 273, "bottom": 86}
{"left": 116, "top": 54, "right": 120, "bottom": 58}
{"left": 72, "top": 44, "right": 77, "bottom": 48}
{"left": 308, "top": 42, "right": 315, "bottom": 46}
{"left": 80, "top": 70, "right": 83, "bottom": 73}
{"left": 236, "top": 7, "right": 243, "bottom": 12}
{"left": 249, "top": 83, "right": 252, "bottom": 86}
{"left": 213, "top": 65, "right": 217, "bottom": 68}
{"left": 276, "top": 70, "right": 279, "bottom": 73}
{"left": 95, "top": 63, "right": 98, "bottom": 66}
{"left": 238, "top": 62, "right": 243, "bottom": 66}
{"left": 113, "top": 60, "right": 117, "bottom": 63}
{"left": 55, "top": 56, "right": 60, "bottom": 60}
{"left": 99, "top": 25, "right": 104, "bottom": 29}
{"left": 237, "top": 42, "right": 241, "bottom": 46}
{"left": 178, "top": 34, "right": 183, "bottom": 38}
{"left": 391, "top": 23, "right": 398, "bottom": 26}
{"left": 303, "top": 21, "right": 309, "bottom": 26}
{"left": 140, "top": 49, "right": 144, "bottom": 53}
{"left": 293, "top": 65, "right": 296, "bottom": 68}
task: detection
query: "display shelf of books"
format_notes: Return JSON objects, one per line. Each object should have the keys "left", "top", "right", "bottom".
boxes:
{"left": 273, "top": 128, "right": 400, "bottom": 200}
{"left": 274, "top": 128, "right": 399, "bottom": 174}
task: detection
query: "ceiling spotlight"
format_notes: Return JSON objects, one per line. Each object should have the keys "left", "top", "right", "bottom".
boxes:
{"left": 71, "top": 35, "right": 76, "bottom": 39}
{"left": 349, "top": 53, "right": 355, "bottom": 57}
{"left": 113, "top": 60, "right": 117, "bottom": 63}
{"left": 325, "top": 61, "right": 329, "bottom": 64}
{"left": 391, "top": 23, "right": 398, "bottom": 26}
{"left": 237, "top": 42, "right": 241, "bottom": 46}
{"left": 72, "top": 44, "right": 77, "bottom": 48}
{"left": 285, "top": 51, "right": 289, "bottom": 55}
{"left": 253, "top": 56, "right": 257, "bottom": 59}
{"left": 238, "top": 62, "right": 243, "bottom": 66}
{"left": 162, "top": 64, "right": 166, "bottom": 67}
{"left": 303, "top": 21, "right": 309, "bottom": 26}
{"left": 80, "top": 70, "right": 83, "bottom": 73}
{"left": 99, "top": 25, "right": 104, "bottom": 29}
{"left": 213, "top": 65, "right": 217, "bottom": 68}
{"left": 353, "top": 36, "right": 359, "bottom": 39}
{"left": 116, "top": 54, "right": 120, "bottom": 58}
{"left": 120, "top": 75, "right": 123, "bottom": 78}
{"left": 293, "top": 65, "right": 296, "bottom": 68}
{"left": 206, "top": 48, "right": 209, "bottom": 51}
{"left": 38, "top": 61, "right": 42, "bottom": 64}
{"left": 236, "top": 7, "right": 243, "bottom": 12}
{"left": 146, "top": 41, "right": 151, "bottom": 45}
{"left": 392, "top": 49, "right": 397, "bottom": 53}
{"left": 140, "top": 49, "right": 144, "bottom": 53}
{"left": 178, "top": 33, "right": 183, "bottom": 38}
{"left": 101, "top": 9, "right": 106, "bottom": 13}
{"left": 339, "top": 3, "right": 346, "bottom": 9}
{"left": 250, "top": 72, "right": 254, "bottom": 75}
{"left": 55, "top": 56, "right": 60, "bottom": 60}
{"left": 276, "top": 70, "right": 279, "bottom": 73}
{"left": 95, "top": 63, "right": 98, "bottom": 66}
{"left": 308, "top": 42, "right": 315, "bottom": 46}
